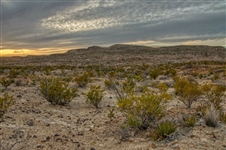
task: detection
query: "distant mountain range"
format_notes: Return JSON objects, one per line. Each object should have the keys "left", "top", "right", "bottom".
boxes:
{"left": 1, "top": 44, "right": 225, "bottom": 66}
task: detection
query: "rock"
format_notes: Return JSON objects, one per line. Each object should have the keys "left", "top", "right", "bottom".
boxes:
{"left": 55, "top": 137, "right": 62, "bottom": 142}
{"left": 200, "top": 138, "right": 208, "bottom": 143}
{"left": 171, "top": 139, "right": 178, "bottom": 145}
{"left": 17, "top": 95, "right": 22, "bottom": 98}
{"left": 46, "top": 136, "right": 51, "bottom": 141}
{"left": 78, "top": 131, "right": 84, "bottom": 136}
{"left": 58, "top": 114, "right": 63, "bottom": 118}
{"left": 145, "top": 132, "right": 152, "bottom": 138}
{"left": 26, "top": 118, "right": 34, "bottom": 126}
{"left": 151, "top": 143, "right": 157, "bottom": 148}
{"left": 37, "top": 144, "right": 44, "bottom": 148}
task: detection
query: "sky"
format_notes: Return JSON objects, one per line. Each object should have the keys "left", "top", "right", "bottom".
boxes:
{"left": 0, "top": 0, "right": 225, "bottom": 56}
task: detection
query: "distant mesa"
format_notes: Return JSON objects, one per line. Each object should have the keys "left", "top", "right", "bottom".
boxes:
{"left": 1, "top": 44, "right": 225, "bottom": 66}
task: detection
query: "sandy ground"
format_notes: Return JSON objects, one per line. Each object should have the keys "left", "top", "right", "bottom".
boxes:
{"left": 0, "top": 73, "right": 226, "bottom": 150}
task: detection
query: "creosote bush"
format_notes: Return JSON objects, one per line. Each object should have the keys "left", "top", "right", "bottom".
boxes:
{"left": 39, "top": 77, "right": 77, "bottom": 105}
{"left": 75, "top": 72, "right": 89, "bottom": 87}
{"left": 83, "top": 85, "right": 104, "bottom": 108}
{"left": 0, "top": 93, "right": 15, "bottom": 118}
{"left": 8, "top": 69, "right": 19, "bottom": 78}
{"left": 104, "top": 79, "right": 114, "bottom": 89}
{"left": 149, "top": 68, "right": 161, "bottom": 80}
{"left": 173, "top": 77, "right": 201, "bottom": 108}
{"left": 0, "top": 77, "right": 14, "bottom": 90}
{"left": 201, "top": 83, "right": 226, "bottom": 110}
{"left": 107, "top": 106, "right": 115, "bottom": 119}
{"left": 117, "top": 92, "right": 169, "bottom": 130}
{"left": 122, "top": 78, "right": 136, "bottom": 94}
{"left": 220, "top": 112, "right": 226, "bottom": 124}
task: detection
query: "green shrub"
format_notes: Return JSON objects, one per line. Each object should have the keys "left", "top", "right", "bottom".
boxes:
{"left": 122, "top": 78, "right": 136, "bottom": 94}
{"left": 126, "top": 115, "right": 142, "bottom": 128}
{"left": 220, "top": 112, "right": 226, "bottom": 124}
{"left": 83, "top": 85, "right": 104, "bottom": 108}
{"left": 136, "top": 85, "right": 149, "bottom": 93}
{"left": 150, "top": 68, "right": 161, "bottom": 80}
{"left": 182, "top": 115, "right": 196, "bottom": 127}
{"left": 0, "top": 77, "right": 14, "bottom": 90}
{"left": 173, "top": 77, "right": 201, "bottom": 108}
{"left": 155, "top": 121, "right": 177, "bottom": 139}
{"left": 211, "top": 73, "right": 220, "bottom": 81}
{"left": 104, "top": 79, "right": 114, "bottom": 89}
{"left": 201, "top": 83, "right": 226, "bottom": 110}
{"left": 117, "top": 93, "right": 167, "bottom": 129}
{"left": 75, "top": 72, "right": 89, "bottom": 87}
{"left": 0, "top": 93, "right": 15, "bottom": 118}
{"left": 8, "top": 69, "right": 19, "bottom": 78}
{"left": 39, "top": 77, "right": 77, "bottom": 105}
{"left": 107, "top": 106, "right": 115, "bottom": 119}
{"left": 165, "top": 68, "right": 177, "bottom": 76}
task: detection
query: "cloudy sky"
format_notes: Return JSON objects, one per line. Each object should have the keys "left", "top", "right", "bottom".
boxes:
{"left": 1, "top": 0, "right": 225, "bottom": 56}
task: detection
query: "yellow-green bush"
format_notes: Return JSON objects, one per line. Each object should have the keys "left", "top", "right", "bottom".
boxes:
{"left": 104, "top": 79, "right": 114, "bottom": 89}
{"left": 107, "top": 106, "right": 115, "bottom": 119}
{"left": 117, "top": 93, "right": 168, "bottom": 129}
{"left": 0, "top": 93, "right": 15, "bottom": 118}
{"left": 8, "top": 69, "right": 19, "bottom": 78}
{"left": 83, "top": 85, "right": 104, "bottom": 108}
{"left": 201, "top": 83, "right": 226, "bottom": 110}
{"left": 122, "top": 78, "right": 136, "bottom": 94}
{"left": 39, "top": 77, "right": 77, "bottom": 105}
{"left": 173, "top": 77, "right": 201, "bottom": 108}
{"left": 0, "top": 77, "right": 14, "bottom": 90}
{"left": 220, "top": 112, "right": 226, "bottom": 124}
{"left": 75, "top": 72, "right": 90, "bottom": 87}
{"left": 149, "top": 68, "right": 161, "bottom": 80}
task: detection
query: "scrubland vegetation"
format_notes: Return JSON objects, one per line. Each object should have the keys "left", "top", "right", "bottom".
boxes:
{"left": 0, "top": 60, "right": 225, "bottom": 149}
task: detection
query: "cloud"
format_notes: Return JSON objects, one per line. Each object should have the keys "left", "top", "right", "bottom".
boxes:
{"left": 1, "top": 0, "right": 225, "bottom": 54}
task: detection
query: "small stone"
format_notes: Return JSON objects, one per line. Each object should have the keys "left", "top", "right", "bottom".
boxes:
{"left": 46, "top": 136, "right": 51, "bottom": 141}
{"left": 17, "top": 95, "right": 22, "bottom": 98}
{"left": 151, "top": 143, "right": 157, "bottom": 148}
{"left": 201, "top": 138, "right": 208, "bottom": 143}
{"left": 78, "top": 131, "right": 84, "bottom": 136}
{"left": 55, "top": 137, "right": 62, "bottom": 142}
{"left": 145, "top": 132, "right": 151, "bottom": 138}
{"left": 37, "top": 144, "right": 44, "bottom": 148}
{"left": 58, "top": 114, "right": 63, "bottom": 118}
{"left": 171, "top": 139, "right": 178, "bottom": 145}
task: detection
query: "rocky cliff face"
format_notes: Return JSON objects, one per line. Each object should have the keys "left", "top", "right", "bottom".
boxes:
{"left": 1, "top": 45, "right": 225, "bottom": 66}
